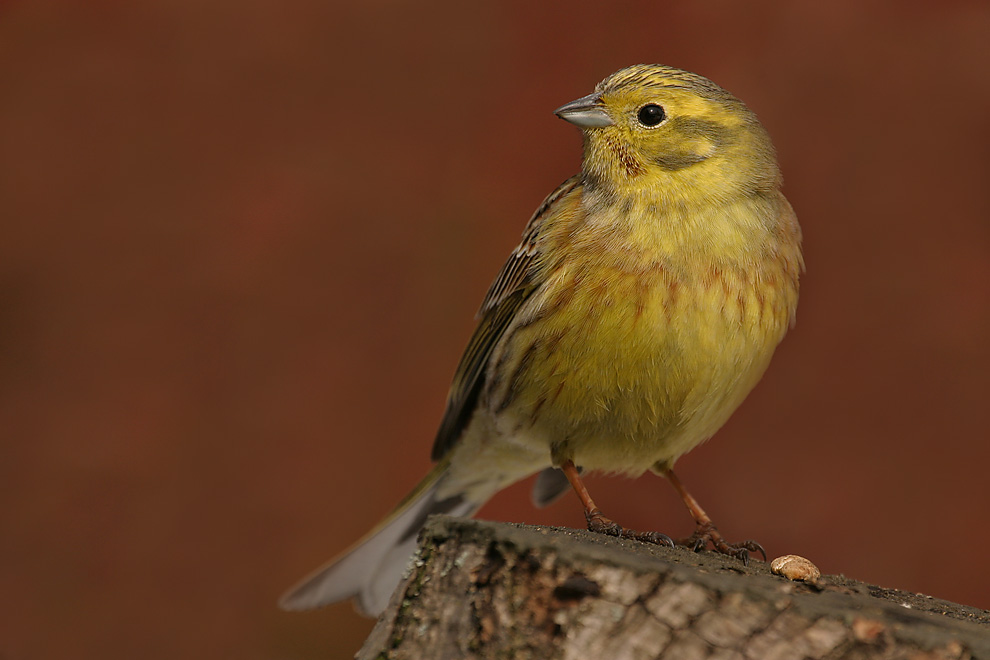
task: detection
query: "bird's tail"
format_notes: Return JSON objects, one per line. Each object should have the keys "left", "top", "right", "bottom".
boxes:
{"left": 278, "top": 456, "right": 481, "bottom": 615}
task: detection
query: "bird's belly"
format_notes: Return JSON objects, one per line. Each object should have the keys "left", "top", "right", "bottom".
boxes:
{"left": 484, "top": 264, "right": 791, "bottom": 475}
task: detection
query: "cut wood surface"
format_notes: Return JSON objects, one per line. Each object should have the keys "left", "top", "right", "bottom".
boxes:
{"left": 357, "top": 517, "right": 989, "bottom": 660}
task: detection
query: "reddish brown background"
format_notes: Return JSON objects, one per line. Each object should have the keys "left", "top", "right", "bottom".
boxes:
{"left": 1, "top": 1, "right": 988, "bottom": 658}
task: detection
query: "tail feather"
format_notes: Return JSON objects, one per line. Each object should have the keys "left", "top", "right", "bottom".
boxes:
{"left": 279, "top": 459, "right": 480, "bottom": 615}
{"left": 531, "top": 466, "right": 579, "bottom": 508}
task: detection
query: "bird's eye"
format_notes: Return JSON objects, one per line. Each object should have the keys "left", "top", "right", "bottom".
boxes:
{"left": 637, "top": 104, "right": 666, "bottom": 127}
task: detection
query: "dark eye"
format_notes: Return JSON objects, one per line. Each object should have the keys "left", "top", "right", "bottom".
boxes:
{"left": 637, "top": 104, "right": 666, "bottom": 127}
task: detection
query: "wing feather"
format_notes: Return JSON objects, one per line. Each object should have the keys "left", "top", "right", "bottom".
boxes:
{"left": 431, "top": 176, "right": 582, "bottom": 461}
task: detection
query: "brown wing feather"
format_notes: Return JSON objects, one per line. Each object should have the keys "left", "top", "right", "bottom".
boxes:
{"left": 431, "top": 176, "right": 582, "bottom": 461}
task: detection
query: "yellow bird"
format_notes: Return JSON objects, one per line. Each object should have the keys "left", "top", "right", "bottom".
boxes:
{"left": 280, "top": 63, "right": 803, "bottom": 615}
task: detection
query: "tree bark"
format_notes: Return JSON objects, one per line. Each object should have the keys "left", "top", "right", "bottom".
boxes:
{"left": 356, "top": 517, "right": 989, "bottom": 660}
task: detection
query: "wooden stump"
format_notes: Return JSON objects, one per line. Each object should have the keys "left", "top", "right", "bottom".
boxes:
{"left": 356, "top": 517, "right": 989, "bottom": 660}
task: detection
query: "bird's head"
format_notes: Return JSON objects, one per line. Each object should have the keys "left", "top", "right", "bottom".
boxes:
{"left": 556, "top": 64, "right": 779, "bottom": 201}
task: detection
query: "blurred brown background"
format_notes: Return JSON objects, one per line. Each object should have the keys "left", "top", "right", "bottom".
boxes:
{"left": 1, "top": 1, "right": 988, "bottom": 658}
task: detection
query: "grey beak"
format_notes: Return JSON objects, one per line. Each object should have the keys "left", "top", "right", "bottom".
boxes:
{"left": 554, "top": 92, "right": 613, "bottom": 128}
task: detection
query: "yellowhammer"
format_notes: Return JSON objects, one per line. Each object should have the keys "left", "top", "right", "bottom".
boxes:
{"left": 281, "top": 63, "right": 803, "bottom": 615}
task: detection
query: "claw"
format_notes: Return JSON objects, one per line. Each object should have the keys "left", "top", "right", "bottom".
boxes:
{"left": 564, "top": 462, "right": 678, "bottom": 551}
{"left": 661, "top": 468, "right": 766, "bottom": 565}
{"left": 677, "top": 521, "right": 764, "bottom": 564}
{"left": 584, "top": 509, "right": 675, "bottom": 547}
{"left": 623, "top": 529, "right": 674, "bottom": 547}
{"left": 742, "top": 540, "right": 767, "bottom": 562}
{"left": 585, "top": 508, "right": 623, "bottom": 537}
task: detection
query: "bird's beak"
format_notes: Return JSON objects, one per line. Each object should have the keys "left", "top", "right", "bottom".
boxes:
{"left": 554, "top": 92, "right": 613, "bottom": 128}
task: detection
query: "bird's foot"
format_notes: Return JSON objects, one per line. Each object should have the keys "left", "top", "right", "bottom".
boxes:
{"left": 585, "top": 508, "right": 674, "bottom": 547}
{"left": 677, "top": 521, "right": 765, "bottom": 565}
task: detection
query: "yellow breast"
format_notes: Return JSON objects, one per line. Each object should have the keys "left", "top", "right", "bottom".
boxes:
{"left": 483, "top": 192, "right": 800, "bottom": 475}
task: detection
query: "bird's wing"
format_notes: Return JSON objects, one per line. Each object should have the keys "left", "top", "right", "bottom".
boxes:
{"left": 430, "top": 175, "right": 582, "bottom": 461}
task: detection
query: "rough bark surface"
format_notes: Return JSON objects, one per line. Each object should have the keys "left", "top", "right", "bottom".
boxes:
{"left": 356, "top": 517, "right": 989, "bottom": 660}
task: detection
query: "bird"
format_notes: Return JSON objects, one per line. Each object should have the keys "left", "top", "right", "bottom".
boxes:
{"left": 280, "top": 63, "right": 803, "bottom": 616}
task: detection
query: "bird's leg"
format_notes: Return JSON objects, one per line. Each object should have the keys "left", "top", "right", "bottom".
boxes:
{"left": 661, "top": 468, "right": 766, "bottom": 564}
{"left": 559, "top": 460, "right": 616, "bottom": 533}
{"left": 561, "top": 460, "right": 673, "bottom": 547}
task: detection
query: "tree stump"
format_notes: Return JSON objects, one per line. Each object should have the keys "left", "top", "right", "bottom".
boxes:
{"left": 356, "top": 517, "right": 989, "bottom": 660}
